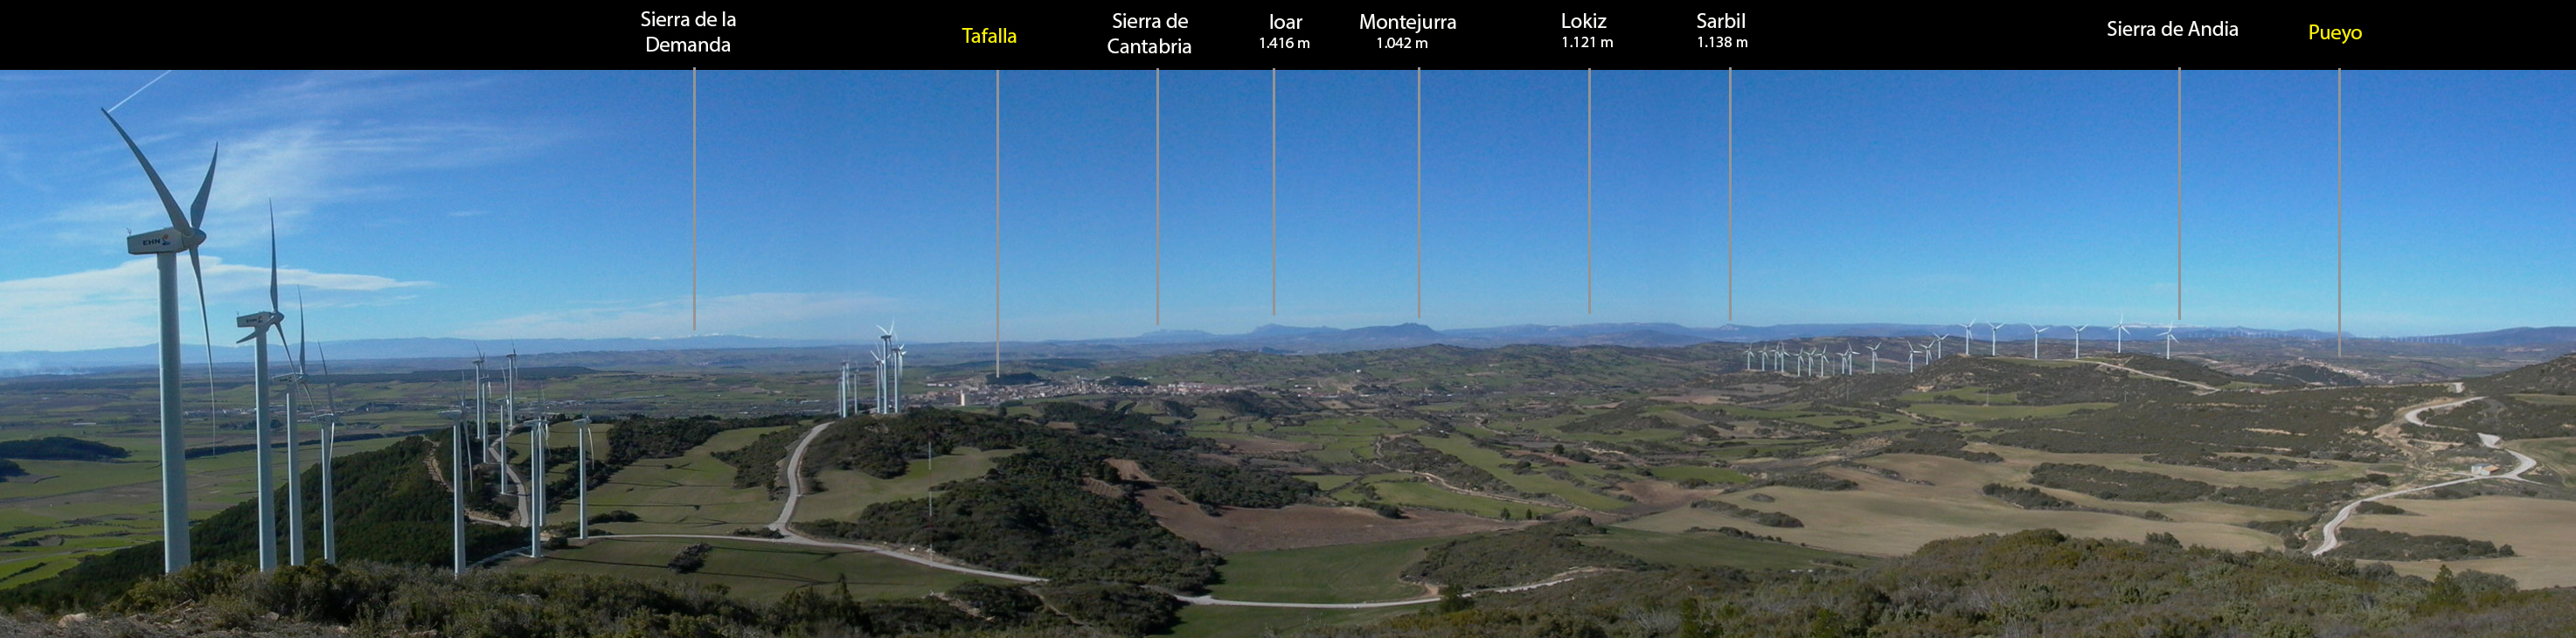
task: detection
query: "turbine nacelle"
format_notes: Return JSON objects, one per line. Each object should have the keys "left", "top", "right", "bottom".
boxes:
{"left": 126, "top": 226, "right": 205, "bottom": 255}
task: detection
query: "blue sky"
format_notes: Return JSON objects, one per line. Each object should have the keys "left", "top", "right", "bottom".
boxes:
{"left": 1, "top": 69, "right": 2570, "bottom": 351}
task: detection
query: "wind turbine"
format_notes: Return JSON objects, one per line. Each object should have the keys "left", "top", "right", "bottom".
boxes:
{"left": 2070, "top": 325, "right": 2089, "bottom": 358}
{"left": 1906, "top": 344, "right": 1921, "bottom": 372}
{"left": 892, "top": 343, "right": 906, "bottom": 414}
{"left": 580, "top": 417, "right": 595, "bottom": 539}
{"left": 2026, "top": 325, "right": 2052, "bottom": 359}
{"left": 281, "top": 287, "right": 315, "bottom": 566}
{"left": 1958, "top": 321, "right": 1977, "bottom": 357}
{"left": 1927, "top": 334, "right": 1944, "bottom": 359}
{"left": 837, "top": 361, "right": 851, "bottom": 418}
{"left": 227, "top": 205, "right": 292, "bottom": 572}
{"left": 526, "top": 412, "right": 545, "bottom": 558}
{"left": 313, "top": 338, "right": 344, "bottom": 563}
{"left": 1865, "top": 343, "right": 1881, "bottom": 373}
{"left": 472, "top": 347, "right": 488, "bottom": 459}
{"left": 107, "top": 110, "right": 219, "bottom": 574}
{"left": 2161, "top": 324, "right": 2177, "bottom": 358}
{"left": 1987, "top": 322, "right": 2003, "bottom": 356}
{"left": 2115, "top": 323, "right": 2131, "bottom": 354}
{"left": 503, "top": 349, "right": 517, "bottom": 496}
{"left": 1843, "top": 349, "right": 1858, "bottom": 375}
{"left": 450, "top": 379, "right": 466, "bottom": 575}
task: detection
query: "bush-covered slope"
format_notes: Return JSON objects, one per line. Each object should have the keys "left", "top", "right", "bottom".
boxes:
{"left": 0, "top": 436, "right": 524, "bottom": 611}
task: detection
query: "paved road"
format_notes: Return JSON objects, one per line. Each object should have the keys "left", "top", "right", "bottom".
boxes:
{"left": 769, "top": 420, "right": 840, "bottom": 531}
{"left": 2071, "top": 358, "right": 2220, "bottom": 392}
{"left": 2310, "top": 396, "right": 2536, "bottom": 557}
{"left": 559, "top": 415, "right": 1594, "bottom": 608}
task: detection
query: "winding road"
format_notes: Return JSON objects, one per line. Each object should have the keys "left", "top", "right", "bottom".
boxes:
{"left": 2309, "top": 396, "right": 2538, "bottom": 557}
{"left": 575, "top": 418, "right": 1590, "bottom": 608}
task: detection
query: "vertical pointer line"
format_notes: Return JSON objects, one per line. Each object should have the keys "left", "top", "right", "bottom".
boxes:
{"left": 994, "top": 70, "right": 1003, "bottom": 378}
{"left": 2176, "top": 68, "right": 2183, "bottom": 322}
{"left": 691, "top": 68, "right": 698, "bottom": 332}
{"left": 1415, "top": 67, "right": 1423, "bottom": 318}
{"left": 2336, "top": 68, "right": 2343, "bottom": 357}
{"left": 1159, "top": 69, "right": 1169, "bottom": 326}
{"left": 1262, "top": 69, "right": 1272, "bottom": 316}
{"left": 1726, "top": 67, "right": 1734, "bottom": 322}
{"left": 1586, "top": 68, "right": 1594, "bottom": 315}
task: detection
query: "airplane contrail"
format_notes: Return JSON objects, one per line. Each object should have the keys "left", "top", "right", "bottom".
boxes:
{"left": 107, "top": 70, "right": 174, "bottom": 114}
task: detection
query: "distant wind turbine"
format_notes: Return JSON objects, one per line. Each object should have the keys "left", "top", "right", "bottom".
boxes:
{"left": 1988, "top": 322, "right": 2003, "bottom": 356}
{"left": 2070, "top": 325, "right": 2089, "bottom": 358}
{"left": 2027, "top": 325, "right": 2052, "bottom": 359}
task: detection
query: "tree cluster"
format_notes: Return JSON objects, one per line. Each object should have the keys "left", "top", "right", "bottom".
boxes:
{"left": 0, "top": 436, "right": 129, "bottom": 461}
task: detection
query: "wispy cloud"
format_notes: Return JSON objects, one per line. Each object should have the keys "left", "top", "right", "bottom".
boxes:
{"left": 48, "top": 72, "right": 560, "bottom": 251}
{"left": 456, "top": 292, "right": 896, "bottom": 341}
{"left": 0, "top": 256, "right": 431, "bottom": 352}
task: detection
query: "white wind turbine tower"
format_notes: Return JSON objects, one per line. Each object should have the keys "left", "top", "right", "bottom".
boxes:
{"left": 106, "top": 109, "right": 219, "bottom": 574}
{"left": 1927, "top": 334, "right": 1944, "bottom": 359}
{"left": 1987, "top": 322, "right": 2003, "bottom": 356}
{"left": 1957, "top": 321, "right": 1976, "bottom": 357}
{"left": 472, "top": 347, "right": 488, "bottom": 458}
{"left": 2162, "top": 324, "right": 2177, "bottom": 359}
{"left": 1742, "top": 349, "right": 1753, "bottom": 371}
{"left": 575, "top": 417, "right": 593, "bottom": 540}
{"left": 870, "top": 350, "right": 888, "bottom": 413}
{"left": 1842, "top": 349, "right": 1857, "bottom": 375}
{"left": 310, "top": 340, "right": 344, "bottom": 564}
{"left": 281, "top": 288, "right": 316, "bottom": 566}
{"left": 2026, "top": 325, "right": 2052, "bottom": 359}
{"left": 526, "top": 411, "right": 546, "bottom": 558}
{"left": 1906, "top": 343, "right": 1921, "bottom": 372}
{"left": 451, "top": 410, "right": 465, "bottom": 575}
{"left": 503, "top": 349, "right": 518, "bottom": 496}
{"left": 837, "top": 361, "right": 851, "bottom": 418}
{"left": 2069, "top": 325, "right": 2089, "bottom": 358}
{"left": 2115, "top": 323, "right": 2131, "bottom": 354}
{"left": 233, "top": 208, "right": 288, "bottom": 572}
{"left": 1865, "top": 343, "right": 1881, "bottom": 373}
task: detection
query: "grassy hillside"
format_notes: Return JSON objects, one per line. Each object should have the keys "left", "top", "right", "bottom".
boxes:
{"left": 0, "top": 435, "right": 524, "bottom": 610}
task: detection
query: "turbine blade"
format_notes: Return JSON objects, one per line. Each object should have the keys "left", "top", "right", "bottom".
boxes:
{"left": 189, "top": 246, "right": 216, "bottom": 441}
{"left": 236, "top": 327, "right": 260, "bottom": 344}
{"left": 295, "top": 287, "right": 310, "bottom": 376}
{"left": 102, "top": 110, "right": 190, "bottom": 231}
{"left": 188, "top": 146, "right": 219, "bottom": 230}
{"left": 267, "top": 199, "right": 281, "bottom": 314}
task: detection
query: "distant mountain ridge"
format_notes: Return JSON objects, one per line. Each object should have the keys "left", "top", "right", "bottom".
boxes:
{"left": 9, "top": 322, "right": 2574, "bottom": 377}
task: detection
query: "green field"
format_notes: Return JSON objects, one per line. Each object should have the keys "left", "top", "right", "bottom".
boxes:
{"left": 1273, "top": 416, "right": 1418, "bottom": 464}
{"left": 1907, "top": 402, "right": 2115, "bottom": 422}
{"left": 522, "top": 537, "right": 999, "bottom": 601}
{"left": 1297, "top": 475, "right": 1357, "bottom": 490}
{"left": 0, "top": 433, "right": 413, "bottom": 591}
{"left": 2504, "top": 437, "right": 2576, "bottom": 489}
{"left": 1411, "top": 435, "right": 1632, "bottom": 511}
{"left": 1170, "top": 605, "right": 1415, "bottom": 638}
{"left": 583, "top": 426, "right": 792, "bottom": 535}
{"left": 1207, "top": 537, "right": 1442, "bottom": 604}
{"left": 2513, "top": 393, "right": 2576, "bottom": 406}
{"left": 792, "top": 447, "right": 1017, "bottom": 523}
{"left": 1899, "top": 387, "right": 2024, "bottom": 405}
{"left": 1585, "top": 527, "right": 1866, "bottom": 571}
{"left": 1645, "top": 465, "right": 1752, "bottom": 484}
{"left": 1368, "top": 479, "right": 1562, "bottom": 518}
